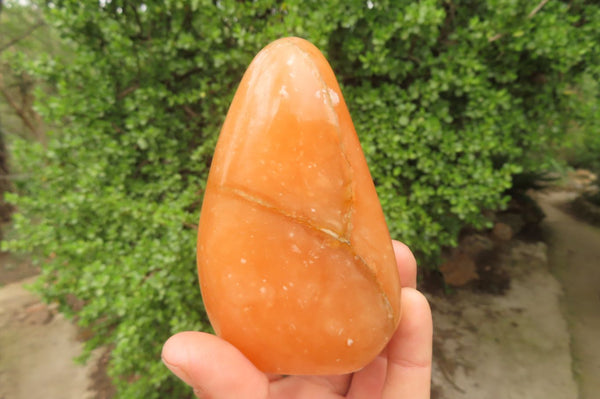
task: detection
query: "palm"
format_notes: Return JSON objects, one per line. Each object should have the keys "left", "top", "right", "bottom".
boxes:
{"left": 267, "top": 353, "right": 385, "bottom": 398}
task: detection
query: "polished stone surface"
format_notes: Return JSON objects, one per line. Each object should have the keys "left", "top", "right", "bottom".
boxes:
{"left": 197, "top": 37, "right": 401, "bottom": 375}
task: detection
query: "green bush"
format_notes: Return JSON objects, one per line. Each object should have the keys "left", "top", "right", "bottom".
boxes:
{"left": 4, "top": 0, "right": 599, "bottom": 397}
{"left": 556, "top": 72, "right": 600, "bottom": 174}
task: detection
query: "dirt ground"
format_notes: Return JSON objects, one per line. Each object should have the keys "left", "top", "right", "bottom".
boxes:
{"left": 0, "top": 252, "right": 39, "bottom": 286}
{"left": 0, "top": 276, "right": 99, "bottom": 399}
{"left": 0, "top": 189, "right": 598, "bottom": 398}
{"left": 430, "top": 190, "right": 600, "bottom": 398}
{"left": 429, "top": 238, "right": 578, "bottom": 398}
{"left": 538, "top": 191, "right": 600, "bottom": 399}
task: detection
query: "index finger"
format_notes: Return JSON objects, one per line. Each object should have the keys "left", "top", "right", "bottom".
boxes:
{"left": 392, "top": 240, "right": 417, "bottom": 289}
{"left": 383, "top": 288, "right": 432, "bottom": 399}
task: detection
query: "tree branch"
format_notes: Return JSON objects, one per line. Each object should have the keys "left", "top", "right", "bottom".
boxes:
{"left": 528, "top": 0, "right": 550, "bottom": 18}
{"left": 488, "top": 33, "right": 504, "bottom": 43}
{"left": 128, "top": 3, "right": 145, "bottom": 39}
{"left": 0, "top": 173, "right": 33, "bottom": 181}
{"left": 117, "top": 83, "right": 140, "bottom": 100}
{"left": 0, "top": 85, "right": 38, "bottom": 134}
{"left": 488, "top": 0, "right": 550, "bottom": 43}
{"left": 0, "top": 21, "right": 46, "bottom": 53}
{"left": 182, "top": 105, "right": 199, "bottom": 119}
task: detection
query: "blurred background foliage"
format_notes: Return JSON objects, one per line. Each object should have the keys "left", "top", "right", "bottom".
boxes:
{"left": 1, "top": 0, "right": 599, "bottom": 397}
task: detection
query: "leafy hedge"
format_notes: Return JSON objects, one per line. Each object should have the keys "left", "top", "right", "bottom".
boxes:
{"left": 559, "top": 72, "right": 600, "bottom": 174}
{"left": 4, "top": 0, "right": 599, "bottom": 397}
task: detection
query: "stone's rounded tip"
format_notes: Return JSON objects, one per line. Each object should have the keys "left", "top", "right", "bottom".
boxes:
{"left": 197, "top": 37, "right": 402, "bottom": 375}
{"left": 261, "top": 36, "right": 320, "bottom": 52}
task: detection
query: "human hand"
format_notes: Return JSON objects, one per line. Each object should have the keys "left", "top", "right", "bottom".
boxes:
{"left": 162, "top": 240, "right": 432, "bottom": 398}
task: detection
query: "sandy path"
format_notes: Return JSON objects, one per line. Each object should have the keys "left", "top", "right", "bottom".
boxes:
{"left": 429, "top": 240, "right": 577, "bottom": 399}
{"left": 538, "top": 191, "right": 600, "bottom": 399}
{"left": 0, "top": 278, "right": 97, "bottom": 399}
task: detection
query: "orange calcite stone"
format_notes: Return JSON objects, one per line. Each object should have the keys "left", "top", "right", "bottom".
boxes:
{"left": 197, "top": 37, "right": 402, "bottom": 375}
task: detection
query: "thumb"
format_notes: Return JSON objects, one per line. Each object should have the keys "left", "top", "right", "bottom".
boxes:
{"left": 162, "top": 331, "right": 269, "bottom": 399}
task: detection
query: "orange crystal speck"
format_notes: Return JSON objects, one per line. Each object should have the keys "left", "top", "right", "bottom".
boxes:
{"left": 197, "top": 37, "right": 402, "bottom": 375}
